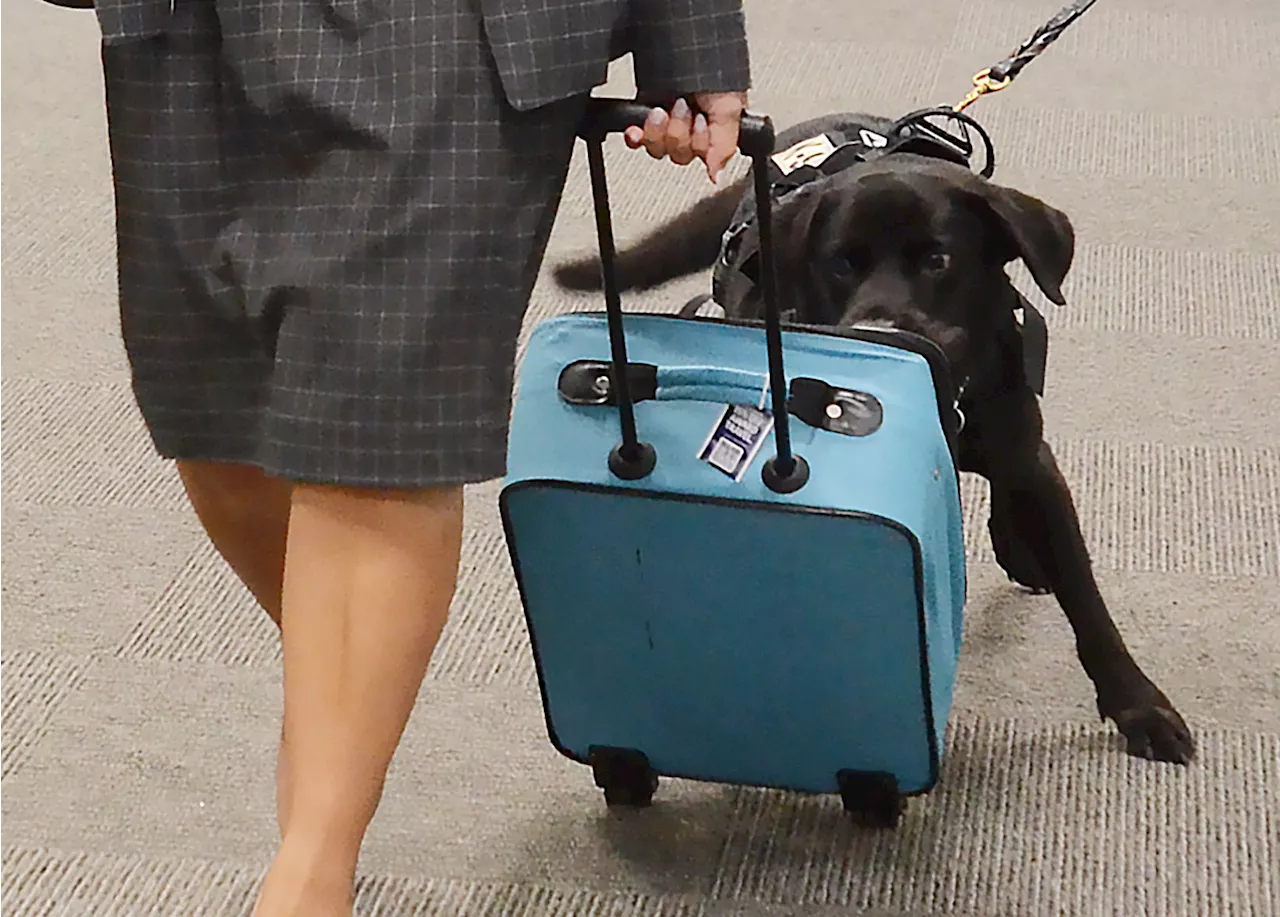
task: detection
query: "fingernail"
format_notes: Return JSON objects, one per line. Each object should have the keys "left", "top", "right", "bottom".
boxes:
{"left": 672, "top": 98, "right": 690, "bottom": 119}
{"left": 693, "top": 112, "right": 708, "bottom": 133}
{"left": 647, "top": 107, "right": 667, "bottom": 127}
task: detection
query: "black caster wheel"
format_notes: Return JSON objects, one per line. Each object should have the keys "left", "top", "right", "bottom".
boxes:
{"left": 836, "top": 769, "right": 906, "bottom": 828}
{"left": 588, "top": 746, "right": 659, "bottom": 808}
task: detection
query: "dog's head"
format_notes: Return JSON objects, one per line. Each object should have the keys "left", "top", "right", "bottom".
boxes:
{"left": 760, "top": 155, "right": 1074, "bottom": 374}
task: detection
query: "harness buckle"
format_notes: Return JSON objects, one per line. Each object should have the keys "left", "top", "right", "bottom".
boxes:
{"left": 720, "top": 221, "right": 750, "bottom": 267}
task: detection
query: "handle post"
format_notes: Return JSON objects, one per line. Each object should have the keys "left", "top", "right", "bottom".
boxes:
{"left": 580, "top": 97, "right": 806, "bottom": 491}
{"left": 750, "top": 146, "right": 796, "bottom": 478}
{"left": 584, "top": 135, "right": 656, "bottom": 480}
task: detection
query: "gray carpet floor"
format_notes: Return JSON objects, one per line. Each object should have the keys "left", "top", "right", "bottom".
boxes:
{"left": 2, "top": 0, "right": 1278, "bottom": 914}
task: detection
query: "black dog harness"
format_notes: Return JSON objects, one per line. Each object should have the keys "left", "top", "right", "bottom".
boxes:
{"left": 713, "top": 109, "right": 987, "bottom": 308}
{"left": 702, "top": 108, "right": 1048, "bottom": 400}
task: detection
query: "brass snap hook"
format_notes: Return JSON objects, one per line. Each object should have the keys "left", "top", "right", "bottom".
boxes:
{"left": 953, "top": 68, "right": 1013, "bottom": 113}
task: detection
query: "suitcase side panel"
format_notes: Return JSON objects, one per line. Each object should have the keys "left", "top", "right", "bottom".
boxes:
{"left": 919, "top": 455, "right": 968, "bottom": 752}
{"left": 501, "top": 482, "right": 939, "bottom": 795}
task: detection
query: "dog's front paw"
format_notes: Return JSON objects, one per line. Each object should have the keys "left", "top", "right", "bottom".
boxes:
{"left": 1098, "top": 690, "right": 1195, "bottom": 765}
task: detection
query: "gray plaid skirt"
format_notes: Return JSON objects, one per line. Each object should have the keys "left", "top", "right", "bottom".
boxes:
{"left": 102, "top": 0, "right": 589, "bottom": 488}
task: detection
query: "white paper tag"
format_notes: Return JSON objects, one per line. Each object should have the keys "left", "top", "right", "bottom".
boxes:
{"left": 771, "top": 133, "right": 838, "bottom": 176}
{"left": 697, "top": 404, "right": 775, "bottom": 482}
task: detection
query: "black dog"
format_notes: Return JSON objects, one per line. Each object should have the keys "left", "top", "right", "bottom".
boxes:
{"left": 553, "top": 112, "right": 1195, "bottom": 765}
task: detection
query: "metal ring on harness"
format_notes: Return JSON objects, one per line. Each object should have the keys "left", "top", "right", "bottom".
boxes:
{"left": 888, "top": 107, "right": 998, "bottom": 179}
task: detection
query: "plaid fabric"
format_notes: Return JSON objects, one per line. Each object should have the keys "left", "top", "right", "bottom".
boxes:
{"left": 93, "top": 0, "right": 170, "bottom": 42}
{"left": 482, "top": 0, "right": 752, "bottom": 110}
{"left": 95, "top": 0, "right": 752, "bottom": 101}
{"left": 98, "top": 0, "right": 751, "bottom": 488}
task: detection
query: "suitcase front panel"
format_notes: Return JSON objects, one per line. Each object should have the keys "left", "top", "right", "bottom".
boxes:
{"left": 501, "top": 481, "right": 941, "bottom": 795}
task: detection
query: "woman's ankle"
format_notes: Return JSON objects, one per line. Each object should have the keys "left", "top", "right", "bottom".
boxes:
{"left": 254, "top": 834, "right": 357, "bottom": 917}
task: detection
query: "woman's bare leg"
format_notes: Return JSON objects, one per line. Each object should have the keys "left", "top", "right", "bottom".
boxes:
{"left": 176, "top": 460, "right": 292, "bottom": 624}
{"left": 252, "top": 482, "right": 464, "bottom": 917}
{"left": 175, "top": 459, "right": 295, "bottom": 835}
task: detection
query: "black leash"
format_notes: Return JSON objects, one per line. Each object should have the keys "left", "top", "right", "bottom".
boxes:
{"left": 870, "top": 0, "right": 1101, "bottom": 179}
{"left": 954, "top": 0, "right": 1100, "bottom": 112}
{"left": 947, "top": 0, "right": 1100, "bottom": 396}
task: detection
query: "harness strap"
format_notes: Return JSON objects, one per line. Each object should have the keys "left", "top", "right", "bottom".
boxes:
{"left": 767, "top": 123, "right": 972, "bottom": 195}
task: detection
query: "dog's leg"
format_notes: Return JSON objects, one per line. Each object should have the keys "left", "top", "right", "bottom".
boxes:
{"left": 988, "top": 438, "right": 1195, "bottom": 764}
{"left": 961, "top": 382, "right": 1194, "bottom": 764}
{"left": 988, "top": 486, "right": 1051, "bottom": 594}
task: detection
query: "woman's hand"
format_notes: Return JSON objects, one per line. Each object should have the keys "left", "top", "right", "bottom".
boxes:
{"left": 623, "top": 91, "right": 748, "bottom": 183}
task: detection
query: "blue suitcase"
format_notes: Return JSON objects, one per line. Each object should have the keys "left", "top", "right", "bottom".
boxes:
{"left": 501, "top": 100, "right": 967, "bottom": 826}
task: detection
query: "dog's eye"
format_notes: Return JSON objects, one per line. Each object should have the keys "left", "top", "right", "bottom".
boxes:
{"left": 828, "top": 254, "right": 855, "bottom": 277}
{"left": 922, "top": 251, "right": 951, "bottom": 273}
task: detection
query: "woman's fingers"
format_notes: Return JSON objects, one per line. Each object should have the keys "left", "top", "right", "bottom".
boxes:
{"left": 622, "top": 92, "right": 747, "bottom": 182}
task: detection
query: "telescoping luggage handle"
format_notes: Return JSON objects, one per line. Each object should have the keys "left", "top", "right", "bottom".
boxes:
{"left": 579, "top": 97, "right": 809, "bottom": 494}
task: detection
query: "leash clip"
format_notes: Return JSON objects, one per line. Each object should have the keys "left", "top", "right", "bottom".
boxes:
{"left": 954, "top": 68, "right": 1013, "bottom": 112}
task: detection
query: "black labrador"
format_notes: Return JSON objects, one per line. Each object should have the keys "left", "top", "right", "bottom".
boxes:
{"left": 553, "top": 112, "right": 1195, "bottom": 765}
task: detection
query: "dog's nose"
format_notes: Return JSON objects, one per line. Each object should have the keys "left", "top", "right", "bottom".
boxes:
{"left": 843, "top": 302, "right": 916, "bottom": 333}
{"left": 852, "top": 316, "right": 898, "bottom": 330}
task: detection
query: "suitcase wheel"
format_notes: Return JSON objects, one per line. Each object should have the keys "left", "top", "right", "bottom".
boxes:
{"left": 588, "top": 746, "right": 659, "bottom": 808}
{"left": 836, "top": 769, "right": 906, "bottom": 828}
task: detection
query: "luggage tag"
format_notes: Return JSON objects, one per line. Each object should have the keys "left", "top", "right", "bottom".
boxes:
{"left": 696, "top": 375, "right": 775, "bottom": 482}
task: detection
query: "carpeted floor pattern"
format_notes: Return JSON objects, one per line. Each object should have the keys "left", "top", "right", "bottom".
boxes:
{"left": 2, "top": 0, "right": 1277, "bottom": 914}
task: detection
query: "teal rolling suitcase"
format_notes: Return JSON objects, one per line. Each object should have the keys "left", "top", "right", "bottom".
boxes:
{"left": 500, "top": 100, "right": 967, "bottom": 827}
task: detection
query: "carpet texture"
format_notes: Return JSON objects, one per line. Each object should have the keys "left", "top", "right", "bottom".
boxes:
{"left": 2, "top": 0, "right": 1277, "bottom": 914}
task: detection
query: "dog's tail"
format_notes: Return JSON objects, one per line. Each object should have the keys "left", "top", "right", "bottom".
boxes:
{"left": 552, "top": 175, "right": 749, "bottom": 293}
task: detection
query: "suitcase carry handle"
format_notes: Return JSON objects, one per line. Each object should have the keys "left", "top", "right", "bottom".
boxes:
{"left": 653, "top": 366, "right": 772, "bottom": 405}
{"left": 559, "top": 361, "right": 889, "bottom": 440}
{"left": 578, "top": 97, "right": 809, "bottom": 494}
{"left": 560, "top": 361, "right": 772, "bottom": 410}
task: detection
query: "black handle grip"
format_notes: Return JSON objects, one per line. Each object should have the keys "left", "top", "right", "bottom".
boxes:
{"left": 580, "top": 97, "right": 775, "bottom": 160}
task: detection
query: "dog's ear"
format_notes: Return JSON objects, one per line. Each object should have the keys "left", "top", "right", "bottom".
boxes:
{"left": 772, "top": 182, "right": 850, "bottom": 284}
{"left": 765, "top": 184, "right": 846, "bottom": 320}
{"left": 774, "top": 183, "right": 836, "bottom": 263}
{"left": 973, "top": 183, "right": 1074, "bottom": 306}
